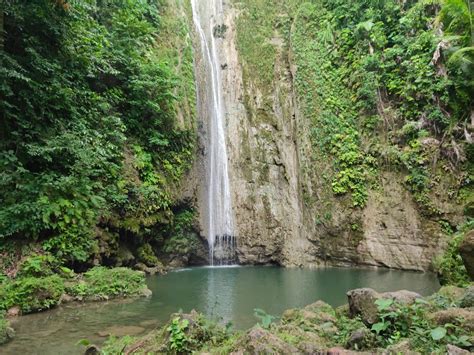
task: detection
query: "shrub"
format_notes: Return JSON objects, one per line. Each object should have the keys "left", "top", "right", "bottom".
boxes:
{"left": 0, "top": 275, "right": 65, "bottom": 313}
{"left": 66, "top": 267, "right": 147, "bottom": 299}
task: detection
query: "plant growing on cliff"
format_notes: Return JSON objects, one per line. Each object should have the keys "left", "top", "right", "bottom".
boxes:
{"left": 434, "top": 220, "right": 473, "bottom": 286}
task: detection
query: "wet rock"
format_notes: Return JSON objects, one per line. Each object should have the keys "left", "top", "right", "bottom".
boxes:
{"left": 347, "top": 288, "right": 421, "bottom": 325}
{"left": 139, "top": 319, "right": 159, "bottom": 328}
{"left": 233, "top": 326, "right": 298, "bottom": 354}
{"left": 84, "top": 345, "right": 101, "bottom": 355}
{"left": 59, "top": 293, "right": 75, "bottom": 304}
{"left": 345, "top": 328, "right": 374, "bottom": 350}
{"left": 447, "top": 344, "right": 471, "bottom": 355}
{"left": 459, "top": 230, "right": 474, "bottom": 280}
{"left": 0, "top": 323, "right": 15, "bottom": 345}
{"left": 140, "top": 287, "right": 153, "bottom": 298}
{"left": 6, "top": 306, "right": 20, "bottom": 318}
{"left": 460, "top": 287, "right": 474, "bottom": 308}
{"left": 134, "top": 262, "right": 165, "bottom": 276}
{"left": 431, "top": 308, "right": 474, "bottom": 331}
{"left": 97, "top": 325, "right": 146, "bottom": 337}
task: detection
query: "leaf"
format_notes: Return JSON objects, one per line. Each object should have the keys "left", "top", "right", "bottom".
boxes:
{"left": 76, "top": 339, "right": 91, "bottom": 346}
{"left": 375, "top": 298, "right": 394, "bottom": 311}
{"left": 430, "top": 327, "right": 447, "bottom": 341}
{"left": 372, "top": 321, "right": 389, "bottom": 334}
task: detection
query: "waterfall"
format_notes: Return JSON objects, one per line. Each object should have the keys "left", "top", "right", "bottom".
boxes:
{"left": 191, "top": 0, "right": 236, "bottom": 265}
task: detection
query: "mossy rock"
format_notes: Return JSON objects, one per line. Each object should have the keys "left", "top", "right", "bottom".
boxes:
{"left": 0, "top": 314, "right": 15, "bottom": 345}
{"left": 460, "top": 287, "right": 474, "bottom": 308}
{"left": 137, "top": 243, "right": 160, "bottom": 267}
{"left": 0, "top": 275, "right": 64, "bottom": 314}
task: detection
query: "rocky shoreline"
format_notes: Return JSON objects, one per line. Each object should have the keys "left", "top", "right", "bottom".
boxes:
{"left": 88, "top": 285, "right": 474, "bottom": 354}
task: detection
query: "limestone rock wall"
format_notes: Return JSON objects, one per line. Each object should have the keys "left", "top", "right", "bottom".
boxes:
{"left": 185, "top": 1, "right": 459, "bottom": 271}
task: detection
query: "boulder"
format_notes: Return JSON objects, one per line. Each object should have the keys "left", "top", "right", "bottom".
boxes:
{"left": 383, "top": 340, "right": 419, "bottom": 355}
{"left": 0, "top": 324, "right": 15, "bottom": 345}
{"left": 447, "top": 344, "right": 471, "bottom": 355}
{"left": 436, "top": 286, "right": 466, "bottom": 303}
{"left": 347, "top": 288, "right": 422, "bottom": 325}
{"left": 459, "top": 286, "right": 474, "bottom": 308}
{"left": 134, "top": 262, "right": 166, "bottom": 276}
{"left": 233, "top": 326, "right": 299, "bottom": 354}
{"left": 6, "top": 306, "right": 20, "bottom": 318}
{"left": 345, "top": 328, "right": 374, "bottom": 350}
{"left": 430, "top": 308, "right": 474, "bottom": 331}
{"left": 459, "top": 230, "right": 474, "bottom": 280}
{"left": 347, "top": 288, "right": 380, "bottom": 325}
{"left": 84, "top": 345, "right": 101, "bottom": 355}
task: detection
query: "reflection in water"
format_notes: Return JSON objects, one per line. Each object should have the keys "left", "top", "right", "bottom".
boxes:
{"left": 2, "top": 266, "right": 440, "bottom": 355}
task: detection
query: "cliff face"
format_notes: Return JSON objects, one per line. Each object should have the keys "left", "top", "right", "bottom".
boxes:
{"left": 186, "top": 0, "right": 472, "bottom": 271}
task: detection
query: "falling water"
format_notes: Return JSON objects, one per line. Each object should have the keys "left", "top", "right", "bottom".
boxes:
{"left": 191, "top": 0, "right": 236, "bottom": 265}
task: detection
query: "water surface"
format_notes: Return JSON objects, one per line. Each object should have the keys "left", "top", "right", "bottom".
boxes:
{"left": 2, "top": 266, "right": 440, "bottom": 355}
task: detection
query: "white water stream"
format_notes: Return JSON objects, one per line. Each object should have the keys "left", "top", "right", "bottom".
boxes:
{"left": 191, "top": 0, "right": 235, "bottom": 265}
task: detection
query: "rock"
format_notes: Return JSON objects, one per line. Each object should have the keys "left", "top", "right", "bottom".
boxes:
{"left": 347, "top": 288, "right": 380, "bottom": 325}
{"left": 117, "top": 245, "right": 135, "bottom": 266}
{"left": 347, "top": 288, "right": 422, "bottom": 325}
{"left": 140, "top": 287, "right": 153, "bottom": 298}
{"left": 460, "top": 287, "right": 474, "bottom": 308}
{"left": 84, "top": 345, "right": 101, "bottom": 355}
{"left": 382, "top": 290, "right": 423, "bottom": 304}
{"left": 134, "top": 262, "right": 166, "bottom": 275}
{"left": 383, "top": 340, "right": 419, "bottom": 355}
{"left": 233, "top": 326, "right": 298, "bottom": 354}
{"left": 59, "top": 293, "right": 75, "bottom": 304}
{"left": 321, "top": 347, "right": 373, "bottom": 354}
{"left": 447, "top": 344, "right": 471, "bottom": 355}
{"left": 437, "top": 286, "right": 466, "bottom": 303}
{"left": 345, "top": 328, "right": 374, "bottom": 350}
{"left": 0, "top": 325, "right": 15, "bottom": 345}
{"left": 431, "top": 308, "right": 474, "bottom": 331}
{"left": 335, "top": 304, "right": 350, "bottom": 318}
{"left": 97, "top": 325, "right": 146, "bottom": 338}
{"left": 459, "top": 230, "right": 474, "bottom": 280}
{"left": 6, "top": 306, "right": 20, "bottom": 318}
{"left": 302, "top": 301, "right": 336, "bottom": 324}
{"left": 139, "top": 319, "right": 158, "bottom": 328}
{"left": 5, "top": 327, "right": 15, "bottom": 339}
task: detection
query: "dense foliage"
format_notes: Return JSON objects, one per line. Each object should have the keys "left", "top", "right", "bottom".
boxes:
{"left": 0, "top": 262, "right": 147, "bottom": 314}
{"left": 293, "top": 0, "right": 473, "bottom": 209}
{"left": 0, "top": 0, "right": 196, "bottom": 268}
{"left": 236, "top": 0, "right": 473, "bottom": 211}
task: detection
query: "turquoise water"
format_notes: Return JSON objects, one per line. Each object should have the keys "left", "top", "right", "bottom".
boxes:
{"left": 2, "top": 266, "right": 440, "bottom": 355}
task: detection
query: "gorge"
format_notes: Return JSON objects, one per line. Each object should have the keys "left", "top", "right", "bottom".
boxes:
{"left": 0, "top": 0, "right": 473, "bottom": 353}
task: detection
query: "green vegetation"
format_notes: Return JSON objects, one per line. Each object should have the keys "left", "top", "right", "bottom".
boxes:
{"left": 370, "top": 298, "right": 471, "bottom": 352}
{"left": 95, "top": 286, "right": 474, "bottom": 354}
{"left": 0, "top": 275, "right": 64, "bottom": 313}
{"left": 235, "top": 0, "right": 473, "bottom": 210}
{"left": 167, "top": 317, "right": 190, "bottom": 353}
{"left": 0, "top": 264, "right": 147, "bottom": 314}
{"left": 0, "top": 0, "right": 197, "bottom": 273}
{"left": 0, "top": 311, "right": 14, "bottom": 345}
{"left": 435, "top": 220, "right": 473, "bottom": 286}
{"left": 65, "top": 267, "right": 148, "bottom": 300}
